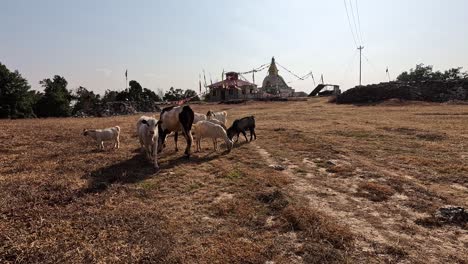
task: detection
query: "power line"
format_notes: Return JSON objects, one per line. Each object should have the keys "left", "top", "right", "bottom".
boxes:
{"left": 354, "top": 0, "right": 364, "bottom": 44}
{"left": 343, "top": 0, "right": 359, "bottom": 47}
{"left": 276, "top": 62, "right": 306, "bottom": 80}
{"left": 349, "top": 0, "right": 363, "bottom": 45}
{"left": 362, "top": 53, "right": 380, "bottom": 74}
{"left": 339, "top": 49, "right": 359, "bottom": 85}
{"left": 238, "top": 63, "right": 269, "bottom": 74}
{"left": 287, "top": 72, "right": 313, "bottom": 84}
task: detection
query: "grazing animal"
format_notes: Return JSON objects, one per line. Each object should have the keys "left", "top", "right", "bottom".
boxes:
{"left": 136, "top": 115, "right": 153, "bottom": 135}
{"left": 226, "top": 116, "right": 256, "bottom": 143}
{"left": 192, "top": 121, "right": 233, "bottom": 152}
{"left": 83, "top": 126, "right": 120, "bottom": 150}
{"left": 137, "top": 117, "right": 159, "bottom": 169}
{"left": 193, "top": 112, "right": 207, "bottom": 123}
{"left": 205, "top": 118, "right": 227, "bottom": 129}
{"left": 206, "top": 110, "right": 228, "bottom": 126}
{"left": 158, "top": 105, "right": 194, "bottom": 157}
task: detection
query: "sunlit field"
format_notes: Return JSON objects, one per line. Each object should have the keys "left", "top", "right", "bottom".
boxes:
{"left": 1, "top": 98, "right": 467, "bottom": 263}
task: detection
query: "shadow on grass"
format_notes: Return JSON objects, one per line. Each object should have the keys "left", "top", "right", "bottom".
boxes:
{"left": 84, "top": 154, "right": 156, "bottom": 193}
{"left": 83, "top": 149, "right": 232, "bottom": 193}
{"left": 232, "top": 140, "right": 252, "bottom": 148}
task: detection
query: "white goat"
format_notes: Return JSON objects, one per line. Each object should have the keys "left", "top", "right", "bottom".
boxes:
{"left": 194, "top": 112, "right": 207, "bottom": 123}
{"left": 205, "top": 118, "right": 227, "bottom": 129}
{"left": 192, "top": 121, "right": 233, "bottom": 152}
{"left": 83, "top": 126, "right": 120, "bottom": 150}
{"left": 137, "top": 117, "right": 159, "bottom": 169}
{"left": 207, "top": 110, "right": 228, "bottom": 126}
{"left": 136, "top": 115, "right": 153, "bottom": 135}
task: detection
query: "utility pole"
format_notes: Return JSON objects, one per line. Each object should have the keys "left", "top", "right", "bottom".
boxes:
{"left": 358, "top": 46, "right": 364, "bottom": 86}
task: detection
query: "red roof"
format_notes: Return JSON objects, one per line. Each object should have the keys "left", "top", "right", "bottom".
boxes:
{"left": 208, "top": 71, "right": 256, "bottom": 89}
{"left": 208, "top": 79, "right": 256, "bottom": 89}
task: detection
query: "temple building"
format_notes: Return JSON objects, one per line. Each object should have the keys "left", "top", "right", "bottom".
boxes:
{"left": 261, "top": 57, "right": 295, "bottom": 97}
{"left": 207, "top": 72, "right": 258, "bottom": 102}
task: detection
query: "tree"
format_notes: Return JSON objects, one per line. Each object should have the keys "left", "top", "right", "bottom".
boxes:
{"left": 35, "top": 75, "right": 72, "bottom": 117}
{"left": 442, "top": 67, "right": 466, "bottom": 80}
{"left": 128, "top": 80, "right": 143, "bottom": 101}
{"left": 142, "top": 88, "right": 162, "bottom": 102}
{"left": 0, "top": 62, "right": 36, "bottom": 118}
{"left": 102, "top": 89, "right": 119, "bottom": 102}
{"left": 183, "top": 89, "right": 200, "bottom": 101}
{"left": 397, "top": 64, "right": 435, "bottom": 82}
{"left": 163, "top": 87, "right": 185, "bottom": 101}
{"left": 397, "top": 64, "right": 468, "bottom": 82}
{"left": 72, "top": 86, "right": 100, "bottom": 114}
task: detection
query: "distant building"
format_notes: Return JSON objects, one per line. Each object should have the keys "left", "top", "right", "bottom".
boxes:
{"left": 207, "top": 72, "right": 258, "bottom": 101}
{"left": 261, "top": 57, "right": 295, "bottom": 97}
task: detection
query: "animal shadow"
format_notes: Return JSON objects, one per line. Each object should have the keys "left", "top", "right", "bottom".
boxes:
{"left": 83, "top": 154, "right": 155, "bottom": 193}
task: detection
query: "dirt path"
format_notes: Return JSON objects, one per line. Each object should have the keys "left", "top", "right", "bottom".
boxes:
{"left": 253, "top": 142, "right": 468, "bottom": 263}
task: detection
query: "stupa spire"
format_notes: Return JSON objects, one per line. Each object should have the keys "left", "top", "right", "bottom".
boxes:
{"left": 268, "top": 57, "right": 279, "bottom": 76}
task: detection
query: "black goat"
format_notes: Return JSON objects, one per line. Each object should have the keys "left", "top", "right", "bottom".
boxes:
{"left": 226, "top": 116, "right": 256, "bottom": 143}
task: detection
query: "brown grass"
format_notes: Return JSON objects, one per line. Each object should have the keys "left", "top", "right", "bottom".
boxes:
{"left": 1, "top": 98, "right": 467, "bottom": 263}
{"left": 356, "top": 182, "right": 396, "bottom": 202}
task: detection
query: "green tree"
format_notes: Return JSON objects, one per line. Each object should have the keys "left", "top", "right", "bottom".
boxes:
{"left": 442, "top": 67, "right": 466, "bottom": 80}
{"left": 72, "top": 86, "right": 100, "bottom": 114}
{"left": 183, "top": 89, "right": 200, "bottom": 101}
{"left": 0, "top": 62, "right": 36, "bottom": 118}
{"left": 397, "top": 64, "right": 468, "bottom": 82}
{"left": 142, "top": 88, "right": 162, "bottom": 102}
{"left": 102, "top": 89, "right": 119, "bottom": 102}
{"left": 128, "top": 80, "right": 143, "bottom": 101}
{"left": 35, "top": 75, "right": 72, "bottom": 117}
{"left": 397, "top": 64, "right": 435, "bottom": 82}
{"left": 163, "top": 87, "right": 185, "bottom": 101}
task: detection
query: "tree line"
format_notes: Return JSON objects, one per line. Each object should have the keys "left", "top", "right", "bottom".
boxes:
{"left": 0, "top": 62, "right": 199, "bottom": 118}
{"left": 396, "top": 64, "right": 468, "bottom": 82}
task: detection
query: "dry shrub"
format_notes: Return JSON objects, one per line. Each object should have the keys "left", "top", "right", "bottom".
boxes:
{"left": 356, "top": 182, "right": 396, "bottom": 202}
{"left": 281, "top": 204, "right": 354, "bottom": 250}
{"left": 414, "top": 216, "right": 444, "bottom": 228}
{"left": 386, "top": 177, "right": 406, "bottom": 193}
{"left": 378, "top": 245, "right": 409, "bottom": 262}
{"left": 326, "top": 165, "right": 355, "bottom": 177}
{"left": 280, "top": 204, "right": 354, "bottom": 263}
{"left": 256, "top": 189, "right": 289, "bottom": 212}
{"left": 416, "top": 132, "right": 446, "bottom": 141}
{"left": 212, "top": 198, "right": 257, "bottom": 220}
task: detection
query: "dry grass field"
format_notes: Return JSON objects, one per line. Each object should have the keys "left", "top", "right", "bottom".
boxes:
{"left": 1, "top": 98, "right": 467, "bottom": 263}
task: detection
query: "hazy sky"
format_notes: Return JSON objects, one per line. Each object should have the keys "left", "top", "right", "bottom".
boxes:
{"left": 2, "top": 0, "right": 468, "bottom": 94}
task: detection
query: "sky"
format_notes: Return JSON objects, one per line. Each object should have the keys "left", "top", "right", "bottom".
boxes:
{"left": 2, "top": 0, "right": 468, "bottom": 95}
